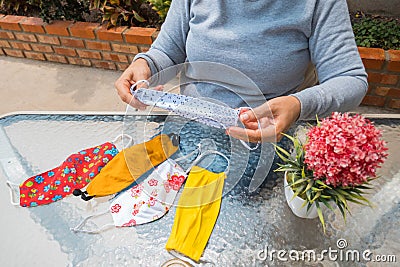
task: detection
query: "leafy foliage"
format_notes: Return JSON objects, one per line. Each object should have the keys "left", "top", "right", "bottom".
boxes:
{"left": 148, "top": 0, "right": 170, "bottom": 22}
{"left": 352, "top": 18, "right": 400, "bottom": 50}
{"left": 0, "top": 0, "right": 41, "bottom": 16}
{"left": 90, "top": 0, "right": 160, "bottom": 28}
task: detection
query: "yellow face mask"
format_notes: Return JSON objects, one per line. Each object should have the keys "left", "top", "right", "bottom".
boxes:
{"left": 166, "top": 151, "right": 229, "bottom": 263}
{"left": 76, "top": 134, "right": 179, "bottom": 199}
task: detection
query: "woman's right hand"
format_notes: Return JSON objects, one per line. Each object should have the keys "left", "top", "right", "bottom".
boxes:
{"left": 114, "top": 58, "right": 151, "bottom": 110}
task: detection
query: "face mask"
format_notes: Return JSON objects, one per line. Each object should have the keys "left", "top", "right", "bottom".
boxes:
{"left": 15, "top": 142, "right": 119, "bottom": 207}
{"left": 71, "top": 146, "right": 201, "bottom": 233}
{"left": 73, "top": 133, "right": 179, "bottom": 200}
{"left": 165, "top": 151, "right": 229, "bottom": 264}
{"left": 131, "top": 80, "right": 260, "bottom": 150}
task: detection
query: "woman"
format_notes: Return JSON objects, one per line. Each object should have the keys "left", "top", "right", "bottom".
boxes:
{"left": 115, "top": 0, "right": 367, "bottom": 142}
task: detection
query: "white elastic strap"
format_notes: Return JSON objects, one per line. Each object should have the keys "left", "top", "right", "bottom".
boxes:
{"left": 129, "top": 79, "right": 150, "bottom": 95}
{"left": 167, "top": 250, "right": 216, "bottom": 266}
{"left": 185, "top": 150, "right": 230, "bottom": 174}
{"left": 112, "top": 133, "right": 134, "bottom": 147}
{"left": 174, "top": 143, "right": 201, "bottom": 163}
{"left": 6, "top": 181, "right": 19, "bottom": 206}
{"left": 70, "top": 209, "right": 113, "bottom": 234}
{"left": 237, "top": 107, "right": 261, "bottom": 151}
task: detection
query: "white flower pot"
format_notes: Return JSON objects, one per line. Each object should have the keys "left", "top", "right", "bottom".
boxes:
{"left": 284, "top": 172, "right": 318, "bottom": 219}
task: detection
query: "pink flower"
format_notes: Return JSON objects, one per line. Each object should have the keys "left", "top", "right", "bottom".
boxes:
{"left": 111, "top": 204, "right": 121, "bottom": 213}
{"left": 304, "top": 112, "right": 388, "bottom": 187}
{"left": 121, "top": 219, "right": 136, "bottom": 227}
{"left": 147, "top": 197, "right": 156, "bottom": 207}
{"left": 130, "top": 184, "right": 143, "bottom": 197}
{"left": 167, "top": 174, "right": 186, "bottom": 191}
{"left": 148, "top": 178, "right": 158, "bottom": 186}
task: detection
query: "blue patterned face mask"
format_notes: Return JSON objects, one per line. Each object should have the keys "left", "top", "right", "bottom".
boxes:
{"left": 130, "top": 80, "right": 240, "bottom": 129}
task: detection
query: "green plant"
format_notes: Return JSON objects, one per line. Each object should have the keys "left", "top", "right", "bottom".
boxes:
{"left": 40, "top": 0, "right": 90, "bottom": 22}
{"left": 148, "top": 0, "right": 170, "bottom": 22}
{"left": 0, "top": 0, "right": 41, "bottom": 16}
{"left": 90, "top": 0, "right": 159, "bottom": 28}
{"left": 352, "top": 18, "right": 400, "bottom": 50}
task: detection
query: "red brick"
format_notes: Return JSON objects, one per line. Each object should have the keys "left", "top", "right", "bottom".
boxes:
{"left": 54, "top": 47, "right": 76, "bottom": 57}
{"left": 116, "top": 63, "right": 129, "bottom": 71}
{"left": 139, "top": 46, "right": 150, "bottom": 53}
{"left": 3, "top": 48, "right": 24, "bottom": 57}
{"left": 60, "top": 37, "right": 84, "bottom": 48}
{"left": 92, "top": 60, "right": 117, "bottom": 70}
{"left": 102, "top": 52, "right": 128, "bottom": 63}
{"left": 358, "top": 47, "right": 385, "bottom": 70}
{"left": 367, "top": 72, "right": 399, "bottom": 85}
{"left": 45, "top": 21, "right": 73, "bottom": 36}
{"left": 30, "top": 44, "right": 53, "bottom": 53}
{"left": 387, "top": 50, "right": 400, "bottom": 72}
{"left": 14, "top": 32, "right": 37, "bottom": 42}
{"left": 9, "top": 41, "right": 31, "bottom": 50}
{"left": 124, "top": 27, "right": 156, "bottom": 44}
{"left": 77, "top": 49, "right": 101, "bottom": 59}
{"left": 389, "top": 99, "right": 400, "bottom": 109}
{"left": 361, "top": 95, "right": 386, "bottom": 107}
{"left": 111, "top": 43, "right": 138, "bottom": 54}
{"left": 96, "top": 25, "right": 127, "bottom": 42}
{"left": 20, "top": 17, "right": 45, "bottom": 33}
{"left": 374, "top": 87, "right": 391, "bottom": 96}
{"left": 85, "top": 40, "right": 111, "bottom": 51}
{"left": 0, "top": 15, "right": 25, "bottom": 31}
{"left": 45, "top": 54, "right": 68, "bottom": 64}
{"left": 24, "top": 51, "right": 45, "bottom": 61}
{"left": 0, "top": 48, "right": 4, "bottom": 56}
{"left": 0, "top": 40, "right": 10, "bottom": 48}
{"left": 388, "top": 88, "right": 400, "bottom": 98}
{"left": 36, "top": 35, "right": 60, "bottom": 45}
{"left": 69, "top": 22, "right": 99, "bottom": 39}
{"left": 0, "top": 30, "right": 15, "bottom": 39}
{"left": 67, "top": 57, "right": 91, "bottom": 66}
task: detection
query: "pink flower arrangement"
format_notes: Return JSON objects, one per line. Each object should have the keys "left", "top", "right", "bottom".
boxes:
{"left": 304, "top": 112, "right": 388, "bottom": 187}
{"left": 274, "top": 112, "right": 389, "bottom": 231}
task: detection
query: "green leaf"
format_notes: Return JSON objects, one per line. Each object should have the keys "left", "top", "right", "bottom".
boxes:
{"left": 315, "top": 202, "right": 326, "bottom": 233}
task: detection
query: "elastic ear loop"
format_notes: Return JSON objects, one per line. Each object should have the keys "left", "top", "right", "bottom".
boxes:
{"left": 6, "top": 181, "right": 20, "bottom": 206}
{"left": 167, "top": 250, "right": 216, "bottom": 267}
{"left": 129, "top": 79, "right": 150, "bottom": 95}
{"left": 237, "top": 107, "right": 261, "bottom": 151}
{"left": 185, "top": 149, "right": 230, "bottom": 175}
{"left": 111, "top": 133, "right": 134, "bottom": 148}
{"left": 70, "top": 209, "right": 114, "bottom": 234}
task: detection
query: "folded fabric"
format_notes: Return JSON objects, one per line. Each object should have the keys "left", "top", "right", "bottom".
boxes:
{"left": 19, "top": 142, "right": 118, "bottom": 207}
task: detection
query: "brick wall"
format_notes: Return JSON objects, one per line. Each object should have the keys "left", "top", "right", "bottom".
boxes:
{"left": 0, "top": 15, "right": 155, "bottom": 71}
{"left": 1, "top": 15, "right": 400, "bottom": 110}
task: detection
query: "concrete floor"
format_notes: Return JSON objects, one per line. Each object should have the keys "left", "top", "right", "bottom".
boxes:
{"left": 0, "top": 56, "right": 398, "bottom": 117}
{"left": 0, "top": 57, "right": 126, "bottom": 115}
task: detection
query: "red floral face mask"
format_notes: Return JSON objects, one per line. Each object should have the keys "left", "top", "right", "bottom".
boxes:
{"left": 19, "top": 142, "right": 118, "bottom": 207}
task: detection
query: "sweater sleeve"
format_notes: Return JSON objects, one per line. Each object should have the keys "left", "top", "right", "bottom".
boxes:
{"left": 133, "top": 0, "right": 191, "bottom": 75}
{"left": 292, "top": 0, "right": 368, "bottom": 120}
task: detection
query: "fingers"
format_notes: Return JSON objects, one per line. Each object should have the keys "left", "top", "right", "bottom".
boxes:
{"left": 227, "top": 125, "right": 277, "bottom": 143}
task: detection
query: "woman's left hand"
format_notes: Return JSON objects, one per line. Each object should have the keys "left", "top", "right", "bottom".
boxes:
{"left": 227, "top": 96, "right": 301, "bottom": 142}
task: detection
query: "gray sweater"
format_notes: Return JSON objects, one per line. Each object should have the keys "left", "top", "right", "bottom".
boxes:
{"left": 135, "top": 0, "right": 367, "bottom": 120}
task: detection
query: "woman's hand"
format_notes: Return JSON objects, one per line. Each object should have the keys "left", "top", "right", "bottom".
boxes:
{"left": 227, "top": 96, "right": 301, "bottom": 142}
{"left": 114, "top": 58, "right": 151, "bottom": 110}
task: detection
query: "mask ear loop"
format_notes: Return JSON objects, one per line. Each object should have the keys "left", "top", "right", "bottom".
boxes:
{"left": 185, "top": 149, "right": 230, "bottom": 175}
{"left": 70, "top": 209, "right": 114, "bottom": 234}
{"left": 112, "top": 133, "right": 134, "bottom": 148}
{"left": 6, "top": 181, "right": 20, "bottom": 206}
{"left": 237, "top": 107, "right": 261, "bottom": 151}
{"left": 129, "top": 79, "right": 150, "bottom": 96}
